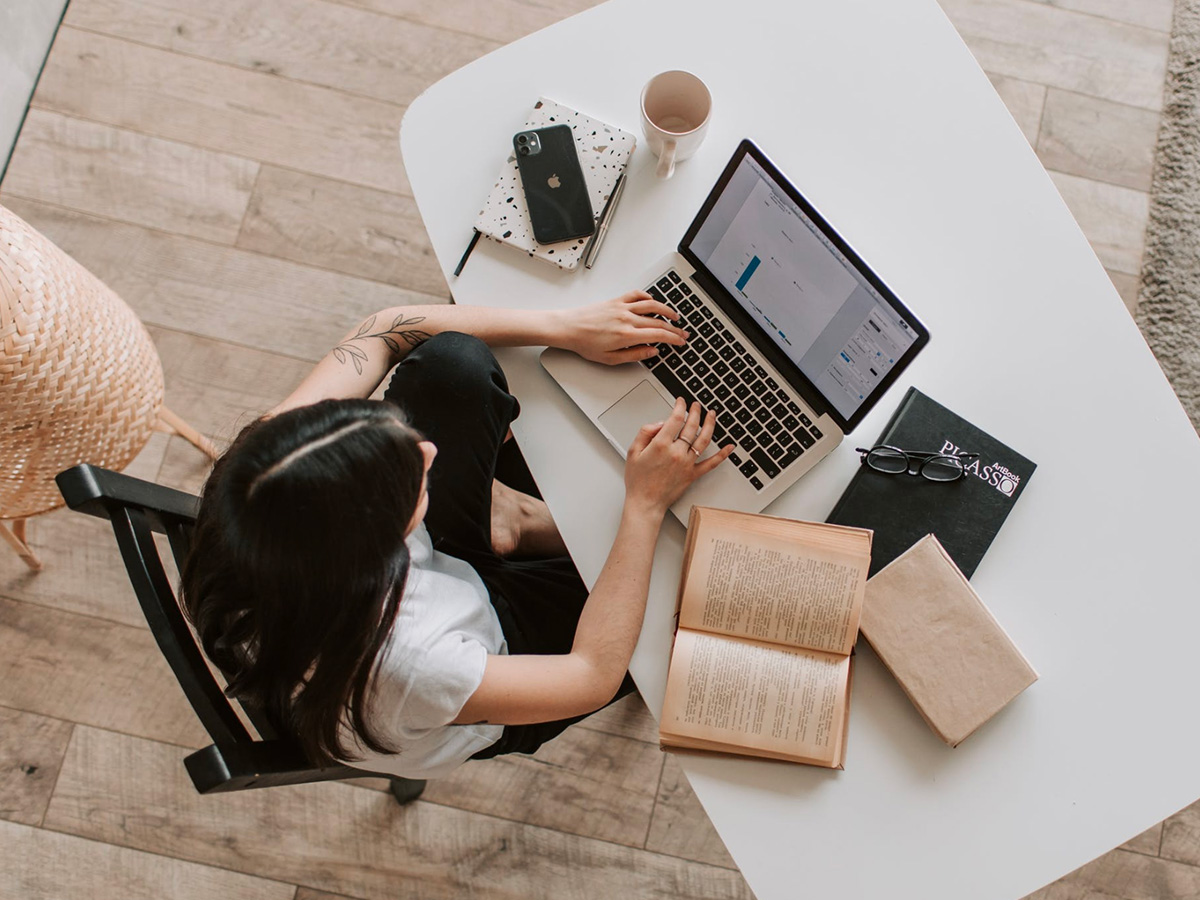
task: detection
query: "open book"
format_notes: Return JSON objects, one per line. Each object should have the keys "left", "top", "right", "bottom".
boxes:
{"left": 660, "top": 507, "right": 872, "bottom": 768}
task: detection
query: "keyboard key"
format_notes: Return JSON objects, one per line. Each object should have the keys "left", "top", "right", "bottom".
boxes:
{"left": 715, "top": 384, "right": 731, "bottom": 401}
{"left": 666, "top": 354, "right": 683, "bottom": 370}
{"left": 657, "top": 276, "right": 673, "bottom": 292}
{"left": 726, "top": 396, "right": 742, "bottom": 412}
{"left": 780, "top": 445, "right": 804, "bottom": 468}
{"left": 799, "top": 413, "right": 812, "bottom": 427}
{"left": 668, "top": 288, "right": 683, "bottom": 302}
{"left": 755, "top": 407, "right": 772, "bottom": 424}
{"left": 748, "top": 379, "right": 767, "bottom": 396}
{"left": 747, "top": 419, "right": 764, "bottom": 436}
{"left": 677, "top": 365, "right": 693, "bottom": 380}
{"left": 640, "top": 356, "right": 659, "bottom": 369}
{"left": 734, "top": 340, "right": 747, "bottom": 354}
{"left": 782, "top": 415, "right": 799, "bottom": 431}
{"left": 702, "top": 349, "right": 719, "bottom": 364}
{"left": 711, "top": 334, "right": 726, "bottom": 349}
{"left": 692, "top": 336, "right": 708, "bottom": 352}
{"left": 683, "top": 349, "right": 700, "bottom": 366}
{"left": 766, "top": 441, "right": 787, "bottom": 461}
{"left": 729, "top": 356, "right": 747, "bottom": 371}
{"left": 730, "top": 452, "right": 742, "bottom": 465}
{"left": 668, "top": 270, "right": 681, "bottom": 284}
{"left": 713, "top": 360, "right": 729, "bottom": 376}
{"left": 651, "top": 365, "right": 692, "bottom": 405}
{"left": 739, "top": 460, "right": 759, "bottom": 478}
{"left": 694, "top": 361, "right": 710, "bottom": 376}
{"left": 750, "top": 476, "right": 764, "bottom": 490}
{"left": 733, "top": 383, "right": 751, "bottom": 400}
{"left": 810, "top": 425, "right": 823, "bottom": 440}
{"left": 680, "top": 283, "right": 693, "bottom": 295}
{"left": 795, "top": 429, "right": 816, "bottom": 449}
{"left": 698, "top": 322, "right": 715, "bottom": 337}
{"left": 699, "top": 388, "right": 715, "bottom": 405}
{"left": 742, "top": 434, "right": 758, "bottom": 450}
{"left": 773, "top": 403, "right": 788, "bottom": 419}
{"left": 718, "top": 411, "right": 735, "bottom": 428}
{"left": 766, "top": 376, "right": 779, "bottom": 390}
{"left": 687, "top": 376, "right": 704, "bottom": 393}
{"left": 754, "top": 365, "right": 768, "bottom": 379}
{"left": 764, "top": 418, "right": 783, "bottom": 436}
{"left": 750, "top": 447, "right": 781, "bottom": 479}
{"left": 730, "top": 422, "right": 746, "bottom": 440}
{"left": 744, "top": 395, "right": 762, "bottom": 411}
{"left": 704, "top": 373, "right": 721, "bottom": 389}
{"left": 788, "top": 401, "right": 802, "bottom": 416}
{"left": 735, "top": 407, "right": 753, "bottom": 424}
{"left": 718, "top": 345, "right": 736, "bottom": 361}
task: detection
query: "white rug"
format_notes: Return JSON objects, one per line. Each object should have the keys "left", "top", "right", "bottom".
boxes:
{"left": 1139, "top": 0, "right": 1200, "bottom": 430}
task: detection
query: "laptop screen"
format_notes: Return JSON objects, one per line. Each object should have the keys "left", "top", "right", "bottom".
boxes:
{"left": 683, "top": 144, "right": 926, "bottom": 428}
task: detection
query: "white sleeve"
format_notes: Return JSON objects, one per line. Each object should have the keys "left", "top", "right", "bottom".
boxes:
{"left": 401, "top": 635, "right": 491, "bottom": 732}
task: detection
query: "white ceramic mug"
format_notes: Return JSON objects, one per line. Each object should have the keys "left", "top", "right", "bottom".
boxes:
{"left": 640, "top": 70, "right": 712, "bottom": 179}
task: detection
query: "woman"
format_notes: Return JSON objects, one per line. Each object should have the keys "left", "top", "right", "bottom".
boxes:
{"left": 182, "top": 291, "right": 732, "bottom": 779}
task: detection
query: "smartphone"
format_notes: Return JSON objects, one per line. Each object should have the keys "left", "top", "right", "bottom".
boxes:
{"left": 513, "top": 124, "right": 594, "bottom": 244}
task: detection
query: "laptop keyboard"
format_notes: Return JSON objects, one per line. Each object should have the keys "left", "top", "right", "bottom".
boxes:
{"left": 641, "top": 269, "right": 824, "bottom": 491}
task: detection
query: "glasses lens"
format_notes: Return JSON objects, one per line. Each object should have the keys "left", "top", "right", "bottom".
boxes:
{"left": 922, "top": 455, "right": 965, "bottom": 482}
{"left": 866, "top": 447, "right": 907, "bottom": 474}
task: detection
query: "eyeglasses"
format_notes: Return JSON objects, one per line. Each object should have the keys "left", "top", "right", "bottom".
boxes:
{"left": 855, "top": 445, "right": 980, "bottom": 482}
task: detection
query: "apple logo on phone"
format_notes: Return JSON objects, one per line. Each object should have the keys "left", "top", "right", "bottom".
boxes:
{"left": 547, "top": 174, "right": 561, "bottom": 189}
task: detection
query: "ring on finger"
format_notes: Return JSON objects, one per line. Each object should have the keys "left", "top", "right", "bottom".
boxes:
{"left": 689, "top": 445, "right": 701, "bottom": 457}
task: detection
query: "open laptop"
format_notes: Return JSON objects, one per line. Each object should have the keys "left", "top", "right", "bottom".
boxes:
{"left": 541, "top": 139, "right": 930, "bottom": 522}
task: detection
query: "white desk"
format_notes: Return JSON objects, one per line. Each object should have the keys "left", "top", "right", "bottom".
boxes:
{"left": 400, "top": 1, "right": 1200, "bottom": 897}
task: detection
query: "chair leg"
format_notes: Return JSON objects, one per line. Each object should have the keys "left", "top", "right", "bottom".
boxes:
{"left": 1, "top": 519, "right": 42, "bottom": 571}
{"left": 156, "top": 405, "right": 220, "bottom": 460}
{"left": 388, "top": 776, "right": 426, "bottom": 805}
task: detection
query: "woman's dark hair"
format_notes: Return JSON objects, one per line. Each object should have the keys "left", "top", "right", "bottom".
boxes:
{"left": 181, "top": 398, "right": 426, "bottom": 766}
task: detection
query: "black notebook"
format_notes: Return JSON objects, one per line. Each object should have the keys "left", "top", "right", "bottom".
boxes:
{"left": 826, "top": 387, "right": 1036, "bottom": 579}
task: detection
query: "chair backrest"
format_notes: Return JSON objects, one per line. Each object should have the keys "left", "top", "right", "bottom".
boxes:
{"left": 55, "top": 463, "right": 366, "bottom": 793}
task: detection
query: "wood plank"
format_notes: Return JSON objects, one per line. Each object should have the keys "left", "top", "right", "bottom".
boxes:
{"left": 987, "top": 72, "right": 1047, "bottom": 146}
{"left": 148, "top": 325, "right": 314, "bottom": 442}
{"left": 939, "top": 0, "right": 1169, "bottom": 111}
{"left": 156, "top": 435, "right": 218, "bottom": 497}
{"left": 416, "top": 724, "right": 664, "bottom": 847}
{"left": 1161, "top": 798, "right": 1200, "bottom": 866}
{"left": 0, "top": 707, "right": 73, "bottom": 827}
{"left": 1107, "top": 268, "right": 1140, "bottom": 315}
{"left": 326, "top": 0, "right": 602, "bottom": 45}
{"left": 237, "top": 166, "right": 449, "bottom": 297}
{"left": 1122, "top": 822, "right": 1164, "bottom": 856}
{"left": 0, "top": 819, "right": 295, "bottom": 900}
{"left": 32, "top": 27, "right": 409, "bottom": 194}
{"left": 0, "top": 434, "right": 169, "bottom": 630}
{"left": 0, "top": 198, "right": 446, "bottom": 361}
{"left": 0, "top": 597, "right": 207, "bottom": 748}
{"left": 46, "top": 725, "right": 753, "bottom": 900}
{"left": 64, "top": 0, "right": 497, "bottom": 107}
{"left": 1037, "top": 88, "right": 1160, "bottom": 191}
{"left": 644, "top": 755, "right": 737, "bottom": 870}
{"left": 1025, "top": 847, "right": 1200, "bottom": 900}
{"left": 575, "top": 691, "right": 661, "bottom": 744}
{"left": 296, "top": 891, "right": 360, "bottom": 900}
{"left": 1048, "top": 170, "right": 1149, "bottom": 274}
{"left": 2, "top": 109, "right": 258, "bottom": 243}
{"left": 1027, "top": 0, "right": 1175, "bottom": 33}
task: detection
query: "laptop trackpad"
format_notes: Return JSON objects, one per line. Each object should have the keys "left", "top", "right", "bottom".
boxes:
{"left": 598, "top": 380, "right": 674, "bottom": 452}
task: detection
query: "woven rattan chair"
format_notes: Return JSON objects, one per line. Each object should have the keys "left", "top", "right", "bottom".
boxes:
{"left": 1, "top": 204, "right": 216, "bottom": 570}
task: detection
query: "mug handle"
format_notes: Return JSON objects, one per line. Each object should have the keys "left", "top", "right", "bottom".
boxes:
{"left": 656, "top": 140, "right": 677, "bottom": 179}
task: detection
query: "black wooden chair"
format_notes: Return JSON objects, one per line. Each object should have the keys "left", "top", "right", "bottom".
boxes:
{"left": 56, "top": 463, "right": 426, "bottom": 805}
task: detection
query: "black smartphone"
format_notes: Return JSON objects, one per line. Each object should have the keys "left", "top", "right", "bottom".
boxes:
{"left": 513, "top": 124, "right": 594, "bottom": 244}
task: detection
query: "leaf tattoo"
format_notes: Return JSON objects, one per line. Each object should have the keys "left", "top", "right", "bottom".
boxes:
{"left": 332, "top": 314, "right": 432, "bottom": 374}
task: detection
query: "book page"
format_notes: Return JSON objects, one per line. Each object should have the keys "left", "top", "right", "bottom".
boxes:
{"left": 678, "top": 519, "right": 867, "bottom": 655}
{"left": 659, "top": 630, "right": 850, "bottom": 764}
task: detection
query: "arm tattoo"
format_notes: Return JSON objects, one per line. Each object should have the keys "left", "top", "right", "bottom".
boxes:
{"left": 331, "top": 314, "right": 432, "bottom": 374}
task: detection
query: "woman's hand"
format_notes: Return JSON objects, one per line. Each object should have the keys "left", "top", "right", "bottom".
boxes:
{"left": 554, "top": 291, "right": 689, "bottom": 365}
{"left": 623, "top": 398, "right": 735, "bottom": 517}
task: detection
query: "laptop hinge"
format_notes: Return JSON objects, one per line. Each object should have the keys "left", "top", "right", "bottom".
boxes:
{"left": 688, "top": 266, "right": 834, "bottom": 422}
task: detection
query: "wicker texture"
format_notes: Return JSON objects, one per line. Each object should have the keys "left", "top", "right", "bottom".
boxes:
{"left": 1, "top": 205, "right": 164, "bottom": 520}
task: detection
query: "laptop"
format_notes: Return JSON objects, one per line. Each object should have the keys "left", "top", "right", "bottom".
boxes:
{"left": 541, "top": 139, "right": 930, "bottom": 522}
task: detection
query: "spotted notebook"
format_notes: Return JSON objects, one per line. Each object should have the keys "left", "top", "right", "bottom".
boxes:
{"left": 474, "top": 98, "right": 636, "bottom": 270}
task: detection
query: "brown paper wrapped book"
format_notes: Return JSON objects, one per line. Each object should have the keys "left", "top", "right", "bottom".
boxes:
{"left": 862, "top": 534, "right": 1037, "bottom": 747}
{"left": 659, "top": 507, "right": 872, "bottom": 768}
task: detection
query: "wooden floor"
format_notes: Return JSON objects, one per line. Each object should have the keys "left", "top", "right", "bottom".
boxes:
{"left": 1, "top": 0, "right": 1196, "bottom": 897}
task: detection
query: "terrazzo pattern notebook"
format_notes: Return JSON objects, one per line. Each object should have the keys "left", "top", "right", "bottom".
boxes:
{"left": 474, "top": 98, "right": 636, "bottom": 270}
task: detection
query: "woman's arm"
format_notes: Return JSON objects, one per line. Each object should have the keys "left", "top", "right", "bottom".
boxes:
{"left": 454, "top": 399, "right": 734, "bottom": 726}
{"left": 271, "top": 292, "right": 688, "bottom": 417}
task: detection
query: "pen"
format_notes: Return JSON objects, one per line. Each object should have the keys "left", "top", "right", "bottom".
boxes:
{"left": 584, "top": 173, "right": 627, "bottom": 269}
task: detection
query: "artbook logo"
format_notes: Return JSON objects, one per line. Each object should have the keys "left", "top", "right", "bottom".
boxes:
{"left": 940, "top": 439, "right": 1021, "bottom": 498}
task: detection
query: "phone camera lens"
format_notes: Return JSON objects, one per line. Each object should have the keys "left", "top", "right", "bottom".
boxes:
{"left": 519, "top": 146, "right": 530, "bottom": 155}
{"left": 517, "top": 134, "right": 528, "bottom": 144}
